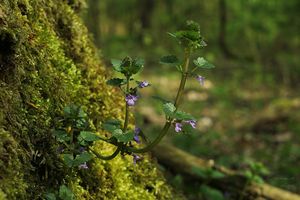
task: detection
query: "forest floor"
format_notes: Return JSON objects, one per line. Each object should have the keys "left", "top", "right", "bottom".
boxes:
{"left": 133, "top": 66, "right": 300, "bottom": 197}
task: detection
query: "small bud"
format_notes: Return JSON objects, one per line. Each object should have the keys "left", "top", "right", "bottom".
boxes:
{"left": 134, "top": 127, "right": 141, "bottom": 143}
{"left": 78, "top": 162, "right": 88, "bottom": 169}
{"left": 138, "top": 81, "right": 150, "bottom": 88}
{"left": 196, "top": 75, "right": 205, "bottom": 86}
{"left": 175, "top": 123, "right": 183, "bottom": 132}
{"left": 132, "top": 154, "right": 142, "bottom": 165}
{"left": 185, "top": 120, "right": 197, "bottom": 128}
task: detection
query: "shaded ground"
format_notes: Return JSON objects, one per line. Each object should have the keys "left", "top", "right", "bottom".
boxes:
{"left": 133, "top": 66, "right": 300, "bottom": 196}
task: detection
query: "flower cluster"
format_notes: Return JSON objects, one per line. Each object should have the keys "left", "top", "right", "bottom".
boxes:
{"left": 174, "top": 120, "right": 197, "bottom": 133}
{"left": 125, "top": 81, "right": 150, "bottom": 107}
{"left": 125, "top": 94, "right": 139, "bottom": 106}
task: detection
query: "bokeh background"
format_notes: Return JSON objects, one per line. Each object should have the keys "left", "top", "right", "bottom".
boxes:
{"left": 82, "top": 0, "right": 299, "bottom": 198}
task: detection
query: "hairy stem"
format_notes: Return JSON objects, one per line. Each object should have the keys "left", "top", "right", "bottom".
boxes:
{"left": 174, "top": 50, "right": 190, "bottom": 108}
{"left": 123, "top": 76, "right": 130, "bottom": 132}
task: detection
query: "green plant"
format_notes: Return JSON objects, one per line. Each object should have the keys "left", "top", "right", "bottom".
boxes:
{"left": 45, "top": 185, "right": 74, "bottom": 200}
{"left": 53, "top": 20, "right": 215, "bottom": 165}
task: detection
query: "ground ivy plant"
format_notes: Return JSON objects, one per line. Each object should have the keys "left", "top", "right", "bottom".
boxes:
{"left": 53, "top": 20, "right": 215, "bottom": 169}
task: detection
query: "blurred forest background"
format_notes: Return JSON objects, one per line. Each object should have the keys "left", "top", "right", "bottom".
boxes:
{"left": 82, "top": 0, "right": 299, "bottom": 198}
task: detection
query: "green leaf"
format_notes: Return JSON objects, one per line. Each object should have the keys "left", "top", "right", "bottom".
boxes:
{"left": 193, "top": 57, "right": 215, "bottom": 69}
{"left": 72, "top": 152, "right": 93, "bottom": 166}
{"left": 111, "top": 59, "right": 122, "bottom": 72}
{"left": 77, "top": 107, "right": 87, "bottom": 118}
{"left": 105, "top": 119, "right": 122, "bottom": 126}
{"left": 130, "top": 58, "right": 144, "bottom": 75}
{"left": 79, "top": 131, "right": 101, "bottom": 142}
{"left": 200, "top": 185, "right": 225, "bottom": 200}
{"left": 210, "top": 170, "right": 226, "bottom": 179}
{"left": 174, "top": 30, "right": 200, "bottom": 42}
{"left": 163, "top": 102, "right": 176, "bottom": 117}
{"left": 62, "top": 154, "right": 74, "bottom": 168}
{"left": 192, "top": 167, "right": 210, "bottom": 179}
{"left": 174, "top": 111, "right": 195, "bottom": 121}
{"left": 252, "top": 175, "right": 264, "bottom": 184}
{"left": 134, "top": 58, "right": 144, "bottom": 67}
{"left": 112, "top": 129, "right": 134, "bottom": 143}
{"left": 181, "top": 123, "right": 196, "bottom": 134}
{"left": 63, "top": 104, "right": 86, "bottom": 119}
{"left": 106, "top": 78, "right": 126, "bottom": 87}
{"left": 45, "top": 193, "right": 56, "bottom": 200}
{"left": 53, "top": 130, "right": 70, "bottom": 142}
{"left": 78, "top": 137, "right": 89, "bottom": 146}
{"left": 244, "top": 170, "right": 253, "bottom": 179}
{"left": 160, "top": 55, "right": 180, "bottom": 65}
{"left": 162, "top": 103, "right": 195, "bottom": 120}
{"left": 59, "top": 185, "right": 74, "bottom": 200}
{"left": 103, "top": 120, "right": 121, "bottom": 133}
{"left": 192, "top": 167, "right": 225, "bottom": 179}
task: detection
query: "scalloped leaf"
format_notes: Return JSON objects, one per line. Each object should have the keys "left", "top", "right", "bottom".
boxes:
{"left": 160, "top": 55, "right": 180, "bottom": 65}
{"left": 112, "top": 129, "right": 134, "bottom": 143}
{"left": 163, "top": 102, "right": 176, "bottom": 117}
{"left": 106, "top": 78, "right": 126, "bottom": 87}
{"left": 193, "top": 57, "right": 215, "bottom": 69}
{"left": 79, "top": 131, "right": 101, "bottom": 142}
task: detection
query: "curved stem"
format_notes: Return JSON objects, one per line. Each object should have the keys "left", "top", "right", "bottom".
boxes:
{"left": 89, "top": 146, "right": 121, "bottom": 160}
{"left": 125, "top": 121, "right": 172, "bottom": 153}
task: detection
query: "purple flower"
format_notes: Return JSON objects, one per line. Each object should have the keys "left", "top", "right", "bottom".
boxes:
{"left": 185, "top": 120, "right": 197, "bottom": 129}
{"left": 138, "top": 81, "right": 150, "bottom": 88}
{"left": 125, "top": 94, "right": 138, "bottom": 106}
{"left": 78, "top": 162, "right": 88, "bottom": 169}
{"left": 133, "top": 154, "right": 142, "bottom": 165}
{"left": 196, "top": 75, "right": 205, "bottom": 86}
{"left": 79, "top": 147, "right": 86, "bottom": 153}
{"left": 175, "top": 123, "right": 183, "bottom": 132}
{"left": 134, "top": 127, "right": 141, "bottom": 143}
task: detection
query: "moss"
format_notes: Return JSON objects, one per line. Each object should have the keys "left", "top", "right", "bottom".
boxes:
{"left": 0, "top": 0, "right": 175, "bottom": 199}
{"left": 0, "top": 129, "right": 28, "bottom": 200}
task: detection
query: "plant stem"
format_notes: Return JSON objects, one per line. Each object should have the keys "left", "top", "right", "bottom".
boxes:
{"left": 124, "top": 50, "right": 191, "bottom": 153}
{"left": 123, "top": 76, "right": 130, "bottom": 132}
{"left": 89, "top": 146, "right": 121, "bottom": 160}
{"left": 174, "top": 50, "right": 190, "bottom": 108}
{"left": 125, "top": 122, "right": 172, "bottom": 153}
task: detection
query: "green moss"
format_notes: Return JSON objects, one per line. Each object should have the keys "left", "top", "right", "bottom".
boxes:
{"left": 0, "top": 0, "right": 175, "bottom": 199}
{"left": 0, "top": 129, "right": 28, "bottom": 200}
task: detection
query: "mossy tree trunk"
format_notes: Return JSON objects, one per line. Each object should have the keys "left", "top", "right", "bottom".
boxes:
{"left": 0, "top": 1, "right": 174, "bottom": 199}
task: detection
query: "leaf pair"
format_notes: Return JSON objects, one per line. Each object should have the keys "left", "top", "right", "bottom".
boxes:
{"left": 163, "top": 102, "right": 195, "bottom": 120}
{"left": 63, "top": 152, "right": 93, "bottom": 168}
{"left": 160, "top": 55, "right": 215, "bottom": 72}
{"left": 102, "top": 119, "right": 134, "bottom": 143}
{"left": 45, "top": 185, "right": 74, "bottom": 200}
{"left": 169, "top": 20, "right": 206, "bottom": 51}
{"left": 77, "top": 131, "right": 102, "bottom": 146}
{"left": 111, "top": 56, "right": 144, "bottom": 77}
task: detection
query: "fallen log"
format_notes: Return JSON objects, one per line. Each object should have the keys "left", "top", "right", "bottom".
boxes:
{"left": 152, "top": 143, "right": 300, "bottom": 200}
